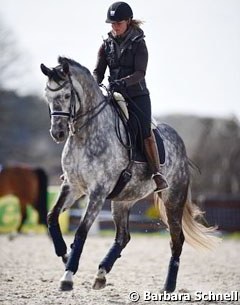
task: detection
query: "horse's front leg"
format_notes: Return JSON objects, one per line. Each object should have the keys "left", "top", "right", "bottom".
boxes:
{"left": 60, "top": 187, "right": 106, "bottom": 291}
{"left": 47, "top": 184, "right": 71, "bottom": 263}
{"left": 93, "top": 201, "right": 131, "bottom": 290}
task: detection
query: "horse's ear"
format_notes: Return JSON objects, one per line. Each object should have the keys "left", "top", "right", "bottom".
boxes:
{"left": 62, "top": 62, "right": 69, "bottom": 76}
{"left": 58, "top": 56, "right": 70, "bottom": 76}
{"left": 40, "top": 64, "right": 53, "bottom": 78}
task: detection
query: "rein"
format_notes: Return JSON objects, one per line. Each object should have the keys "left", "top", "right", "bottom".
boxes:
{"left": 46, "top": 71, "right": 132, "bottom": 151}
{"left": 76, "top": 99, "right": 109, "bottom": 131}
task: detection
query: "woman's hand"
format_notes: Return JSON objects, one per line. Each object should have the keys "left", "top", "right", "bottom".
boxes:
{"left": 109, "top": 79, "right": 126, "bottom": 92}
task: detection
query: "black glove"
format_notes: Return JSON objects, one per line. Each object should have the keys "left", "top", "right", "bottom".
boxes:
{"left": 109, "top": 79, "right": 126, "bottom": 93}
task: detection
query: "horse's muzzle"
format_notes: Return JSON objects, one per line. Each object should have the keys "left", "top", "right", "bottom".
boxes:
{"left": 50, "top": 129, "right": 68, "bottom": 143}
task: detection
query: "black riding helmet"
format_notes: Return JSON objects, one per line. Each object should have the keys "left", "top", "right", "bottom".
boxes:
{"left": 106, "top": 2, "right": 133, "bottom": 23}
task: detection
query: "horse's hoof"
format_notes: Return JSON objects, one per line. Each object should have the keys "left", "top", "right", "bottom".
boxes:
{"left": 8, "top": 232, "right": 18, "bottom": 241}
{"left": 92, "top": 277, "right": 106, "bottom": 290}
{"left": 161, "top": 284, "right": 176, "bottom": 293}
{"left": 60, "top": 280, "right": 73, "bottom": 291}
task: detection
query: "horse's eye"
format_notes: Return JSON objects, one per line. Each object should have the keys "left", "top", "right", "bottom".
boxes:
{"left": 65, "top": 94, "right": 71, "bottom": 99}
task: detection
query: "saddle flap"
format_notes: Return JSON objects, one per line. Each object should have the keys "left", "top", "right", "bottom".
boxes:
{"left": 113, "top": 92, "right": 129, "bottom": 119}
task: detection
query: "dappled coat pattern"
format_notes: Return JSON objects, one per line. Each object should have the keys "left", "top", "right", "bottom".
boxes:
{"left": 40, "top": 57, "right": 219, "bottom": 293}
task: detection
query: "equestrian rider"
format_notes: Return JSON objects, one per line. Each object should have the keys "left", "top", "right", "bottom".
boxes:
{"left": 93, "top": 1, "right": 168, "bottom": 192}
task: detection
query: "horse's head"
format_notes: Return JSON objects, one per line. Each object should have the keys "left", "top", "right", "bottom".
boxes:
{"left": 41, "top": 57, "right": 106, "bottom": 143}
{"left": 40, "top": 58, "right": 81, "bottom": 143}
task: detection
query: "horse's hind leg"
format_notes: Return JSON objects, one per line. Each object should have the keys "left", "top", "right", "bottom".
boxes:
{"left": 17, "top": 202, "right": 27, "bottom": 233}
{"left": 93, "top": 201, "right": 131, "bottom": 290}
{"left": 162, "top": 187, "right": 187, "bottom": 292}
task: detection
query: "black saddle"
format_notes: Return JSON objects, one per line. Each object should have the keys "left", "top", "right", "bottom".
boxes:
{"left": 109, "top": 94, "right": 165, "bottom": 165}
{"left": 106, "top": 95, "right": 166, "bottom": 199}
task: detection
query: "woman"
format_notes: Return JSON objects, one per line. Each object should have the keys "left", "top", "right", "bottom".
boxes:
{"left": 93, "top": 1, "right": 168, "bottom": 192}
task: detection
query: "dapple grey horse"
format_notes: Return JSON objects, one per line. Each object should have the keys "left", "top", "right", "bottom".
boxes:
{"left": 40, "top": 57, "right": 219, "bottom": 292}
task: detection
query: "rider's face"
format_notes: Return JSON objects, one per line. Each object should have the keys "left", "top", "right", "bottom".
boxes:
{"left": 111, "top": 20, "right": 129, "bottom": 36}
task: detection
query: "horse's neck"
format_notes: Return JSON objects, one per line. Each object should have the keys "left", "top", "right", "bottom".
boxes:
{"left": 73, "top": 84, "right": 115, "bottom": 139}
{"left": 87, "top": 94, "right": 115, "bottom": 133}
{"left": 66, "top": 81, "right": 128, "bottom": 168}
{"left": 72, "top": 73, "right": 126, "bottom": 148}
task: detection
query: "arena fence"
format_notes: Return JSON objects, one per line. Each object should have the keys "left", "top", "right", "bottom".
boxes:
{"left": 197, "top": 194, "right": 240, "bottom": 232}
{"left": 0, "top": 187, "right": 239, "bottom": 234}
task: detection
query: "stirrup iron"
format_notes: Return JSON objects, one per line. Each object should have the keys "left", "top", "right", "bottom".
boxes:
{"left": 152, "top": 172, "right": 169, "bottom": 192}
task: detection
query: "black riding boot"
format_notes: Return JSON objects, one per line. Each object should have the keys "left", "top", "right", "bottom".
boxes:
{"left": 144, "top": 131, "right": 168, "bottom": 192}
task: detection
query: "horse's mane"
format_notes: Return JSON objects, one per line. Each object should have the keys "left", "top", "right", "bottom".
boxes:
{"left": 45, "top": 56, "right": 93, "bottom": 84}
{"left": 57, "top": 56, "right": 100, "bottom": 94}
{"left": 58, "top": 56, "right": 92, "bottom": 76}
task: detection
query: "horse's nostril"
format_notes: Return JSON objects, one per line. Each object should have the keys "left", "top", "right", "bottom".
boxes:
{"left": 59, "top": 131, "right": 65, "bottom": 139}
{"left": 50, "top": 129, "right": 66, "bottom": 142}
